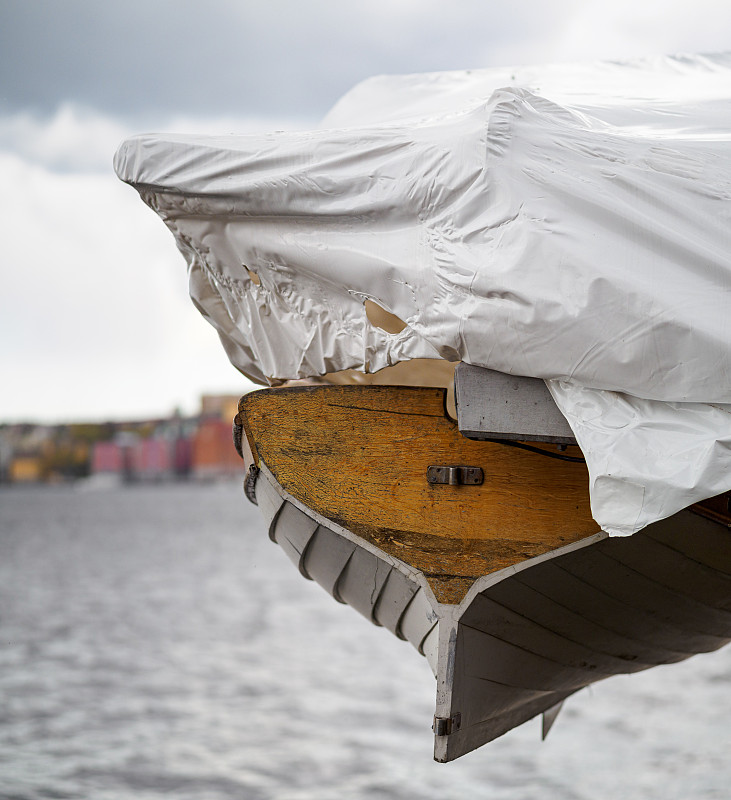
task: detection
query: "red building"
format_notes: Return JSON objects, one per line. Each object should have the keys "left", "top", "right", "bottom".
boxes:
{"left": 191, "top": 418, "right": 242, "bottom": 479}
{"left": 91, "top": 440, "right": 125, "bottom": 474}
{"left": 131, "top": 438, "right": 172, "bottom": 479}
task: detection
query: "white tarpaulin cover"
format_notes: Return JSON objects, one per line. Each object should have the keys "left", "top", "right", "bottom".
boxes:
{"left": 115, "top": 53, "right": 731, "bottom": 536}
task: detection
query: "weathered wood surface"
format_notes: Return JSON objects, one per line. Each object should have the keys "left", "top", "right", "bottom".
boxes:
{"left": 239, "top": 385, "right": 598, "bottom": 604}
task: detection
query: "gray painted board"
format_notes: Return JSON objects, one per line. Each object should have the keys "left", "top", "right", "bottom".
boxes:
{"left": 457, "top": 625, "right": 622, "bottom": 693}
{"left": 560, "top": 546, "right": 731, "bottom": 640}
{"left": 645, "top": 512, "right": 731, "bottom": 572}
{"left": 602, "top": 535, "right": 731, "bottom": 610}
{"left": 483, "top": 578, "right": 682, "bottom": 666}
{"left": 461, "top": 593, "right": 652, "bottom": 675}
{"left": 455, "top": 363, "right": 576, "bottom": 444}
{"left": 515, "top": 561, "right": 705, "bottom": 658}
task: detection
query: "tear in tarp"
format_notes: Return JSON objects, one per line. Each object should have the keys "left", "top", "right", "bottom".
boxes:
{"left": 114, "top": 53, "right": 731, "bottom": 536}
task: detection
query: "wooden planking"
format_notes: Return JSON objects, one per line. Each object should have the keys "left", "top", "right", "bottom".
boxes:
{"left": 564, "top": 545, "right": 731, "bottom": 639}
{"left": 645, "top": 509, "right": 731, "bottom": 573}
{"left": 455, "top": 672, "right": 567, "bottom": 726}
{"left": 513, "top": 561, "right": 699, "bottom": 659}
{"left": 525, "top": 557, "right": 728, "bottom": 656}
{"left": 481, "top": 578, "right": 668, "bottom": 666}
{"left": 240, "top": 385, "right": 598, "bottom": 603}
{"left": 602, "top": 535, "right": 731, "bottom": 613}
{"left": 458, "top": 625, "right": 627, "bottom": 693}
{"left": 461, "top": 593, "right": 653, "bottom": 676}
{"left": 441, "top": 511, "right": 731, "bottom": 761}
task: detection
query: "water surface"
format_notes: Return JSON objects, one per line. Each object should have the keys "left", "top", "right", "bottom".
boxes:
{"left": 1, "top": 483, "right": 729, "bottom": 799}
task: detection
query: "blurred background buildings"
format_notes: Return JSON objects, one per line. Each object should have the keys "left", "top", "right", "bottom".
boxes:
{"left": 0, "top": 394, "right": 243, "bottom": 484}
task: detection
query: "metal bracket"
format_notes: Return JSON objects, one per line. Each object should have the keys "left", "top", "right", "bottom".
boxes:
{"left": 433, "top": 713, "right": 462, "bottom": 736}
{"left": 427, "top": 466, "right": 483, "bottom": 486}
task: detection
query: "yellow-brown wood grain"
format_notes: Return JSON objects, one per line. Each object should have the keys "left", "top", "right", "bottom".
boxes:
{"left": 238, "top": 385, "right": 599, "bottom": 603}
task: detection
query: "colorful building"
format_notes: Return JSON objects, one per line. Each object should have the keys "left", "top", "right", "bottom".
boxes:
{"left": 191, "top": 417, "right": 243, "bottom": 479}
{"left": 8, "top": 454, "right": 43, "bottom": 483}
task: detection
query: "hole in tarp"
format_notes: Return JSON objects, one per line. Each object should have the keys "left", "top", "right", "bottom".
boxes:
{"left": 245, "top": 266, "right": 261, "bottom": 286}
{"left": 364, "top": 299, "right": 407, "bottom": 335}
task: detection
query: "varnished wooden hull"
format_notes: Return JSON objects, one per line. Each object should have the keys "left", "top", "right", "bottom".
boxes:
{"left": 235, "top": 385, "right": 731, "bottom": 762}
{"left": 238, "top": 384, "right": 599, "bottom": 605}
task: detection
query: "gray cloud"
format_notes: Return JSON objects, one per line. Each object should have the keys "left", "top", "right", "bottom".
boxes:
{"left": 1, "top": 0, "right": 574, "bottom": 121}
{"left": 4, "top": 0, "right": 731, "bottom": 422}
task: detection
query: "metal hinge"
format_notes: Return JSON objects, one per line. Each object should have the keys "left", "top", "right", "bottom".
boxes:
{"left": 433, "top": 713, "right": 462, "bottom": 736}
{"left": 426, "top": 466, "right": 483, "bottom": 486}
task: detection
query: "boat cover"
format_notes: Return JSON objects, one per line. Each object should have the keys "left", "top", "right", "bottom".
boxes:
{"left": 114, "top": 53, "right": 731, "bottom": 536}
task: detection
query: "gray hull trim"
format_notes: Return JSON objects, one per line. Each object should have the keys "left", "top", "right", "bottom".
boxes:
{"left": 253, "top": 463, "right": 731, "bottom": 762}
{"left": 256, "top": 465, "right": 439, "bottom": 670}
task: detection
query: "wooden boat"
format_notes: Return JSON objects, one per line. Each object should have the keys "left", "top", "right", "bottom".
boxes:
{"left": 234, "top": 364, "right": 731, "bottom": 762}
{"left": 111, "top": 54, "right": 731, "bottom": 763}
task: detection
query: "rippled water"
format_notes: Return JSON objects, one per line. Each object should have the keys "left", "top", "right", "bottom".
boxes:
{"left": 1, "top": 482, "right": 730, "bottom": 799}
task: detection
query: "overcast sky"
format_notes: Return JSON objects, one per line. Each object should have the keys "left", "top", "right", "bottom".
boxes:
{"left": 2, "top": 0, "right": 730, "bottom": 422}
